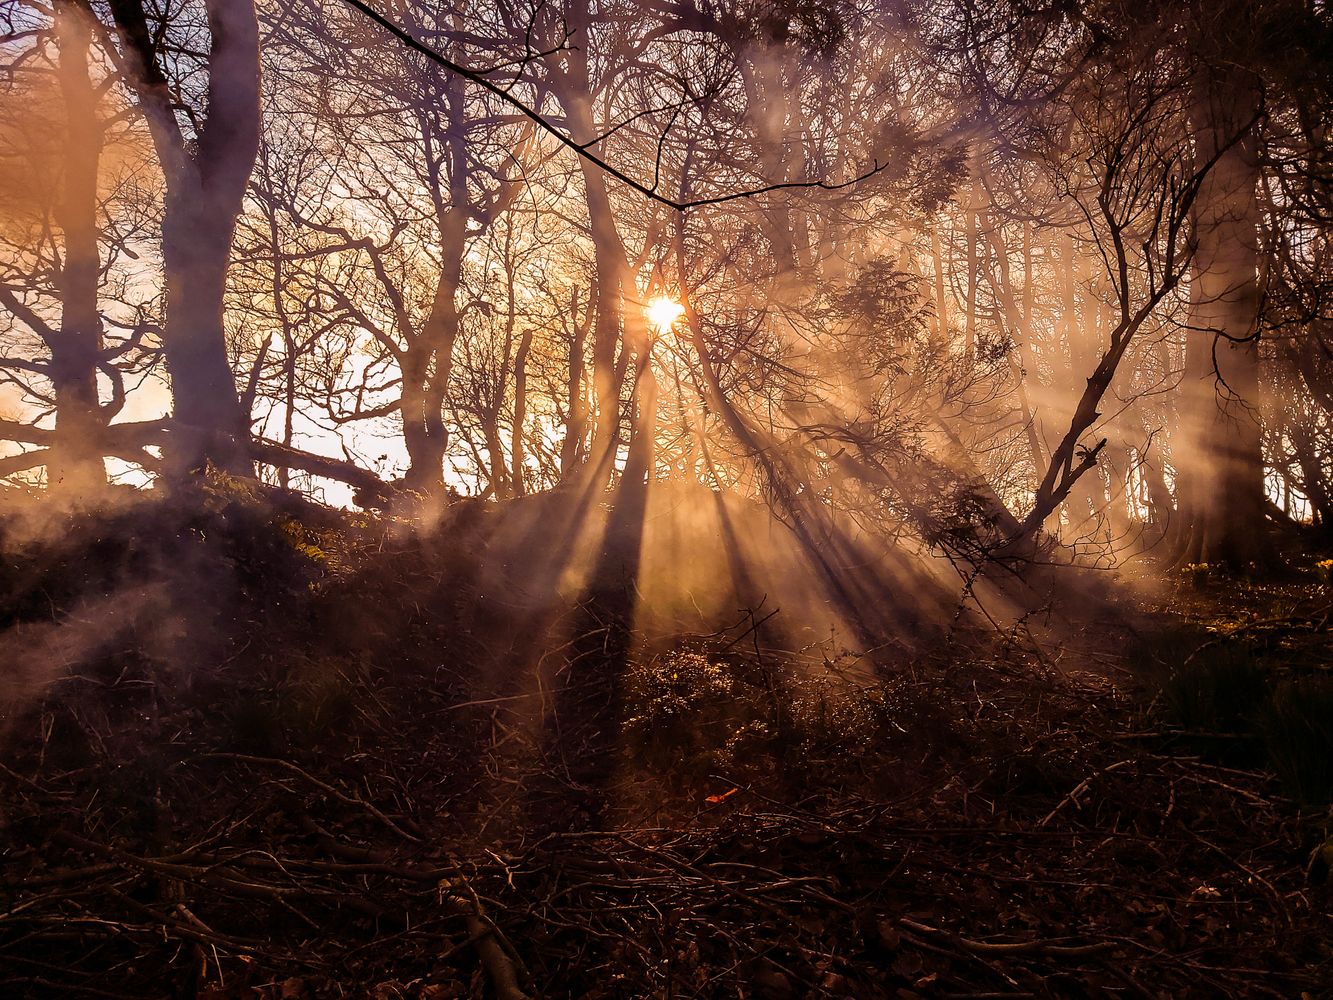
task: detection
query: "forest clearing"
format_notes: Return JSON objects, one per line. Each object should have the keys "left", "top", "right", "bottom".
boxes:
{"left": 0, "top": 0, "right": 1331, "bottom": 996}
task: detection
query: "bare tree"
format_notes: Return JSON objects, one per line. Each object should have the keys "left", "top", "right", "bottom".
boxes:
{"left": 0, "top": 0, "right": 161, "bottom": 489}
{"left": 105, "top": 0, "right": 261, "bottom": 476}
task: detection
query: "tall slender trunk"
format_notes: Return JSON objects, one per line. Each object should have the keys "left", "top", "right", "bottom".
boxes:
{"left": 740, "top": 47, "right": 800, "bottom": 283}
{"left": 580, "top": 162, "right": 628, "bottom": 487}
{"left": 1059, "top": 233, "right": 1078, "bottom": 365}
{"left": 1062, "top": 261, "right": 1111, "bottom": 527}
{"left": 561, "top": 287, "right": 589, "bottom": 479}
{"left": 1291, "top": 426, "right": 1329, "bottom": 529}
{"left": 963, "top": 166, "right": 980, "bottom": 358}
{"left": 930, "top": 227, "right": 949, "bottom": 341}
{"left": 1172, "top": 78, "right": 1265, "bottom": 566}
{"left": 552, "top": 22, "right": 635, "bottom": 489}
{"left": 511, "top": 325, "right": 533, "bottom": 497}
{"left": 404, "top": 64, "right": 476, "bottom": 496}
{"left": 258, "top": 143, "right": 295, "bottom": 488}
{"left": 1140, "top": 428, "right": 1176, "bottom": 528}
{"left": 48, "top": 0, "right": 107, "bottom": 494}
{"left": 621, "top": 348, "right": 657, "bottom": 496}
{"left": 281, "top": 339, "right": 295, "bottom": 488}
{"left": 982, "top": 210, "right": 1045, "bottom": 474}
{"left": 482, "top": 412, "right": 509, "bottom": 500}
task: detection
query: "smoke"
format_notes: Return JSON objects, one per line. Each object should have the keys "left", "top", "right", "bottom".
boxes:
{"left": 0, "top": 43, "right": 149, "bottom": 239}
{"left": 0, "top": 72, "right": 64, "bottom": 243}
{"left": 0, "top": 485, "right": 315, "bottom": 733}
{"left": 0, "top": 582, "right": 182, "bottom": 737}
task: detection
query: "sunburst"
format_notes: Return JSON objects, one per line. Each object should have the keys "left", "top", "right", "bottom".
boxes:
{"left": 644, "top": 295, "right": 685, "bottom": 333}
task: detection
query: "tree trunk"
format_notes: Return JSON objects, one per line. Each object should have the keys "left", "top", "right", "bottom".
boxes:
{"left": 982, "top": 208, "right": 1045, "bottom": 475}
{"left": 48, "top": 0, "right": 107, "bottom": 495}
{"left": 1291, "top": 426, "right": 1330, "bottom": 529}
{"left": 1172, "top": 77, "right": 1266, "bottom": 567}
{"left": 511, "top": 325, "right": 533, "bottom": 497}
{"left": 963, "top": 164, "right": 980, "bottom": 358}
{"left": 549, "top": 13, "right": 628, "bottom": 489}
{"left": 579, "top": 159, "right": 630, "bottom": 489}
{"left": 929, "top": 227, "right": 949, "bottom": 341}
{"left": 400, "top": 256, "right": 463, "bottom": 495}
{"left": 561, "top": 287, "right": 590, "bottom": 479}
{"left": 160, "top": 204, "right": 252, "bottom": 475}
{"left": 109, "top": 0, "right": 260, "bottom": 477}
{"left": 399, "top": 359, "right": 448, "bottom": 494}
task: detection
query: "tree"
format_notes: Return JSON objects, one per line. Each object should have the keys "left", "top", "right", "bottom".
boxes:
{"left": 105, "top": 0, "right": 261, "bottom": 476}
{"left": 1171, "top": 65, "right": 1266, "bottom": 566}
{"left": 0, "top": 0, "right": 160, "bottom": 490}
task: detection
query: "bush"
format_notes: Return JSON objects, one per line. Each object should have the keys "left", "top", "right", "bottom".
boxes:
{"left": 622, "top": 650, "right": 903, "bottom": 778}
{"left": 623, "top": 651, "right": 762, "bottom": 772}
{"left": 1315, "top": 559, "right": 1333, "bottom": 587}
{"left": 1181, "top": 562, "right": 1215, "bottom": 589}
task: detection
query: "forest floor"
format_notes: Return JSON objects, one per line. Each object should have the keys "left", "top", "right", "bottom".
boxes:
{"left": 0, "top": 481, "right": 1330, "bottom": 999}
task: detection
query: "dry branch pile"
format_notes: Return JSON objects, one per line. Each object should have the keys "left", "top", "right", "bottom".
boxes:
{"left": 0, "top": 494, "right": 1329, "bottom": 998}
{"left": 3, "top": 661, "right": 1328, "bottom": 997}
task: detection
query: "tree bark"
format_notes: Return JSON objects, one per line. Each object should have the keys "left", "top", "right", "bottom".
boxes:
{"left": 560, "top": 286, "right": 590, "bottom": 480}
{"left": 1171, "top": 76, "right": 1266, "bottom": 567}
{"left": 48, "top": 0, "right": 107, "bottom": 495}
{"left": 109, "top": 0, "right": 260, "bottom": 477}
{"left": 399, "top": 354, "right": 449, "bottom": 495}
{"left": 401, "top": 67, "right": 472, "bottom": 495}
{"left": 510, "top": 325, "right": 533, "bottom": 497}
{"left": 549, "top": 5, "right": 646, "bottom": 490}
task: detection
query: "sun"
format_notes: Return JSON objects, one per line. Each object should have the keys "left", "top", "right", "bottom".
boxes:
{"left": 644, "top": 295, "right": 685, "bottom": 333}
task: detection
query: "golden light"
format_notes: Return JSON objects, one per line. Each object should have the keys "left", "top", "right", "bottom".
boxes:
{"left": 644, "top": 295, "right": 685, "bottom": 333}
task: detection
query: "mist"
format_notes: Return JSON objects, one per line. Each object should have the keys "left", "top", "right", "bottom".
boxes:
{"left": 0, "top": 0, "right": 1330, "bottom": 996}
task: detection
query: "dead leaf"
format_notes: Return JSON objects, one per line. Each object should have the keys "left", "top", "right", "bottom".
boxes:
{"left": 876, "top": 917, "right": 902, "bottom": 952}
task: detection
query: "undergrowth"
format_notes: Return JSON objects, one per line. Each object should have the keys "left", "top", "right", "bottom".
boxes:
{"left": 0, "top": 485, "right": 1328, "bottom": 997}
{"left": 1156, "top": 639, "right": 1333, "bottom": 805}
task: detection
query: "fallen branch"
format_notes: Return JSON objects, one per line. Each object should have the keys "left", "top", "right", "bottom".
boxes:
{"left": 192, "top": 752, "right": 421, "bottom": 842}
{"left": 442, "top": 884, "right": 531, "bottom": 1000}
{"left": 248, "top": 438, "right": 393, "bottom": 504}
{"left": 897, "top": 917, "right": 1117, "bottom": 958}
{"left": 1039, "top": 759, "right": 1137, "bottom": 827}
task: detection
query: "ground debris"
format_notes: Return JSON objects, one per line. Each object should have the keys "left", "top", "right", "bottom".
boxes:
{"left": 0, "top": 499, "right": 1328, "bottom": 997}
{"left": 1, "top": 684, "right": 1326, "bottom": 998}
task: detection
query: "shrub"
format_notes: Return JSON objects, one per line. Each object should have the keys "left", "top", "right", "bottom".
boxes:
{"left": 623, "top": 651, "right": 760, "bottom": 772}
{"left": 1181, "top": 563, "right": 1214, "bottom": 589}
{"left": 622, "top": 650, "right": 908, "bottom": 778}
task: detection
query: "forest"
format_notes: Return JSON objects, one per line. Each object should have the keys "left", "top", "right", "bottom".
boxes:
{"left": 0, "top": 0, "right": 1331, "bottom": 996}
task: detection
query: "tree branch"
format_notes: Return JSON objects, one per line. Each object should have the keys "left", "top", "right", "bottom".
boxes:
{"left": 335, "top": 0, "right": 889, "bottom": 211}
